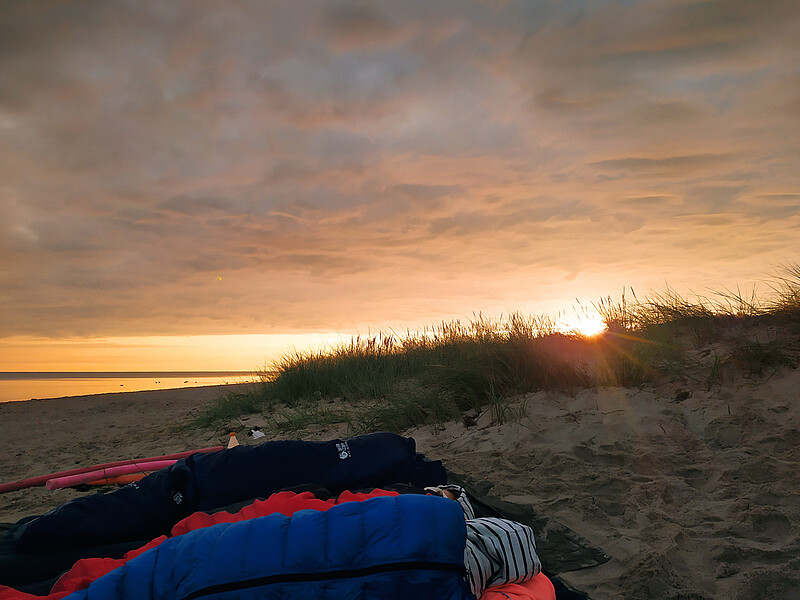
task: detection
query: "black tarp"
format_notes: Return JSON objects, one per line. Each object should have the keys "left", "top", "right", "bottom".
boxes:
{"left": 447, "top": 471, "right": 610, "bottom": 600}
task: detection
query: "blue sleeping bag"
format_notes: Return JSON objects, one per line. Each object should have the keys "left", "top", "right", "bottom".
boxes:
{"left": 63, "top": 494, "right": 475, "bottom": 600}
{"left": 14, "top": 432, "right": 446, "bottom": 551}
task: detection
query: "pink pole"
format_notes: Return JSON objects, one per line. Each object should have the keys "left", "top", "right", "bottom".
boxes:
{"left": 0, "top": 446, "right": 223, "bottom": 493}
{"left": 46, "top": 460, "right": 178, "bottom": 490}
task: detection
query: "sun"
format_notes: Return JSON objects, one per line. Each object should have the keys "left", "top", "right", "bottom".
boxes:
{"left": 560, "top": 315, "right": 608, "bottom": 338}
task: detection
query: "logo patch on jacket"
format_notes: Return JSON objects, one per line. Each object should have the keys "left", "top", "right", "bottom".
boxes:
{"left": 336, "top": 441, "right": 351, "bottom": 459}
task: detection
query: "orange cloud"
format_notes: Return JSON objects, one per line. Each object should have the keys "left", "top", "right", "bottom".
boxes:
{"left": 0, "top": 0, "right": 798, "bottom": 364}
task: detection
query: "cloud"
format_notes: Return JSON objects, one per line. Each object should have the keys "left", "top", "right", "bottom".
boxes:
{"left": 591, "top": 153, "right": 735, "bottom": 178}
{"left": 318, "top": 3, "right": 407, "bottom": 51}
{"left": 0, "top": 0, "right": 799, "bottom": 344}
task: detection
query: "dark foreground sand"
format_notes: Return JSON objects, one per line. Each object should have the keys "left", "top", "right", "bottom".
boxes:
{"left": 1, "top": 370, "right": 799, "bottom": 600}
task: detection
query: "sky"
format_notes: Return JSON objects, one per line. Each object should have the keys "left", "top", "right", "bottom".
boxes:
{"left": 1, "top": 0, "right": 799, "bottom": 371}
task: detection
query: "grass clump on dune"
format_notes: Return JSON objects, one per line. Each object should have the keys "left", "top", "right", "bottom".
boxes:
{"left": 195, "top": 264, "right": 800, "bottom": 434}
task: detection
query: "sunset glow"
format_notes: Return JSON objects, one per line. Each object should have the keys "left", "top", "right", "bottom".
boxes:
{"left": 1, "top": 1, "right": 799, "bottom": 372}
{"left": 561, "top": 317, "right": 608, "bottom": 339}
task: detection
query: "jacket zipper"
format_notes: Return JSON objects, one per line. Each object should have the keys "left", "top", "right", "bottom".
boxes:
{"left": 181, "top": 560, "right": 465, "bottom": 600}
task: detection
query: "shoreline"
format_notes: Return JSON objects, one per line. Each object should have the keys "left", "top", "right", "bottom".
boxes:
{"left": 24, "top": 381, "right": 254, "bottom": 403}
{"left": 0, "top": 375, "right": 260, "bottom": 404}
{"left": 0, "top": 371, "right": 258, "bottom": 379}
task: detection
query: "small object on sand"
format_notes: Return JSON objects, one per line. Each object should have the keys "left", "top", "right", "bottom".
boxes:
{"left": 227, "top": 432, "right": 240, "bottom": 449}
{"left": 249, "top": 426, "right": 266, "bottom": 439}
{"left": 673, "top": 388, "right": 692, "bottom": 402}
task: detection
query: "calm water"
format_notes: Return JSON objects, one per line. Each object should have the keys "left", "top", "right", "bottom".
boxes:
{"left": 0, "top": 372, "right": 260, "bottom": 403}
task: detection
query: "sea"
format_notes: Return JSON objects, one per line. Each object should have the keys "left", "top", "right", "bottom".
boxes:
{"left": 0, "top": 371, "right": 261, "bottom": 403}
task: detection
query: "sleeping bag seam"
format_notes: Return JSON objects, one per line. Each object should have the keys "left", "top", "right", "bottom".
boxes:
{"left": 178, "top": 561, "right": 467, "bottom": 600}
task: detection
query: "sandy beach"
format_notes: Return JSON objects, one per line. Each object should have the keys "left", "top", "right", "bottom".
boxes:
{"left": 1, "top": 369, "right": 799, "bottom": 600}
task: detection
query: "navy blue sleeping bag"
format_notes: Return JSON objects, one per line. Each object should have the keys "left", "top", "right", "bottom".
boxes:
{"left": 62, "top": 494, "right": 475, "bottom": 600}
{"left": 14, "top": 432, "right": 446, "bottom": 552}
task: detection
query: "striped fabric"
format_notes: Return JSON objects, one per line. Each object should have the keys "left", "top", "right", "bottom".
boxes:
{"left": 424, "top": 484, "right": 541, "bottom": 596}
{"left": 441, "top": 485, "right": 477, "bottom": 520}
{"left": 463, "top": 517, "right": 541, "bottom": 597}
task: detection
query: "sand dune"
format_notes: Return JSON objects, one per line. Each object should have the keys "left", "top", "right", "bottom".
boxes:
{"left": 1, "top": 369, "right": 799, "bottom": 599}
{"left": 409, "top": 369, "right": 800, "bottom": 599}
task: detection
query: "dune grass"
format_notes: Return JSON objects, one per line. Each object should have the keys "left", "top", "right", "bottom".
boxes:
{"left": 194, "top": 265, "right": 800, "bottom": 434}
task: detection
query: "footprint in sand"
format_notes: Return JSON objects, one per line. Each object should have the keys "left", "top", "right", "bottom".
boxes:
{"left": 750, "top": 428, "right": 800, "bottom": 453}
{"left": 704, "top": 418, "right": 741, "bottom": 448}
{"left": 677, "top": 466, "right": 714, "bottom": 490}
{"left": 572, "top": 443, "right": 631, "bottom": 467}
{"left": 749, "top": 512, "right": 793, "bottom": 544}
{"left": 737, "top": 569, "right": 800, "bottom": 600}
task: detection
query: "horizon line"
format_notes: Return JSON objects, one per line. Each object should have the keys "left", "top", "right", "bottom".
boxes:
{"left": 0, "top": 370, "right": 266, "bottom": 380}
